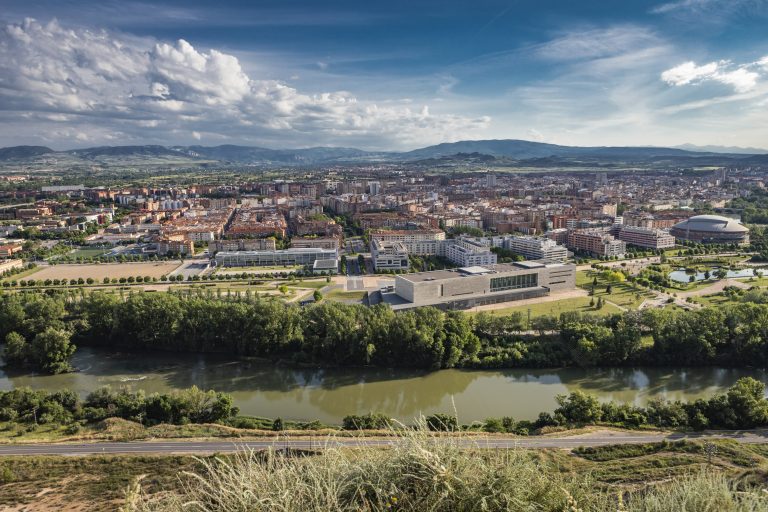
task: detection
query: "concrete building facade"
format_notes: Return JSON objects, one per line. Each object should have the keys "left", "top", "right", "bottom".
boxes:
{"left": 371, "top": 239, "right": 410, "bottom": 271}
{"left": 214, "top": 248, "right": 337, "bottom": 267}
{"left": 392, "top": 261, "right": 576, "bottom": 310}
{"left": 618, "top": 226, "right": 676, "bottom": 249}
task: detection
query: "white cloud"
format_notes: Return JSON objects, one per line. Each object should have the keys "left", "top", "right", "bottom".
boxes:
{"left": 661, "top": 61, "right": 719, "bottom": 86}
{"left": 535, "top": 26, "right": 662, "bottom": 61}
{"left": 661, "top": 59, "right": 763, "bottom": 92}
{"left": 0, "top": 19, "right": 490, "bottom": 149}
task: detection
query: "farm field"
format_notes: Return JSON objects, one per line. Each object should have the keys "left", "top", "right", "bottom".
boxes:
{"left": 31, "top": 262, "right": 182, "bottom": 281}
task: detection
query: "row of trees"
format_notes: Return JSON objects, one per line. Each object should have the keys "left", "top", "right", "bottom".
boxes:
{"left": 0, "top": 386, "right": 236, "bottom": 426}
{"left": 0, "top": 292, "right": 481, "bottom": 371}
{"left": 10, "top": 288, "right": 768, "bottom": 373}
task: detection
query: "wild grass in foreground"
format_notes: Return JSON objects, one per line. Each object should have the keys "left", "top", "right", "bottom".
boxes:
{"left": 124, "top": 427, "right": 768, "bottom": 512}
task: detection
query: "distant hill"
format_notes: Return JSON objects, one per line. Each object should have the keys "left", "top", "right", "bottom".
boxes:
{"left": 0, "top": 145, "right": 54, "bottom": 160}
{"left": 179, "top": 145, "right": 390, "bottom": 164}
{"left": 1, "top": 139, "right": 767, "bottom": 167}
{"left": 66, "top": 145, "right": 184, "bottom": 159}
{"left": 398, "top": 139, "right": 717, "bottom": 161}
{"left": 676, "top": 143, "right": 768, "bottom": 155}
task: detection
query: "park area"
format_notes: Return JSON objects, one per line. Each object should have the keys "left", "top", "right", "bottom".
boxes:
{"left": 28, "top": 261, "right": 182, "bottom": 281}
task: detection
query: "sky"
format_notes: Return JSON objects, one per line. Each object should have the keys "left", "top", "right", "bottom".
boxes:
{"left": 0, "top": 0, "right": 767, "bottom": 151}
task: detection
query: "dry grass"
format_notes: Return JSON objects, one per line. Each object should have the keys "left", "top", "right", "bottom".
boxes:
{"left": 31, "top": 262, "right": 182, "bottom": 281}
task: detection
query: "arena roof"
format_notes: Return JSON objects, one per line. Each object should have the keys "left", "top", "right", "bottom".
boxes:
{"left": 671, "top": 215, "right": 749, "bottom": 234}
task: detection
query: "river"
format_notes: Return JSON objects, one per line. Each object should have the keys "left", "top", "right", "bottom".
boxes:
{"left": 1, "top": 348, "right": 766, "bottom": 424}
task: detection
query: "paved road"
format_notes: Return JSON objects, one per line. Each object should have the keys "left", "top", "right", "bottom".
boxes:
{"left": 1, "top": 431, "right": 767, "bottom": 456}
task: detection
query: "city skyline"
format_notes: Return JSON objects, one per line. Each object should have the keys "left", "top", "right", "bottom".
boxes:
{"left": 1, "top": 0, "right": 767, "bottom": 150}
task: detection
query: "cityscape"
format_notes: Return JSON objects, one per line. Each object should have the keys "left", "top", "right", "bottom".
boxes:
{"left": 2, "top": 0, "right": 768, "bottom": 510}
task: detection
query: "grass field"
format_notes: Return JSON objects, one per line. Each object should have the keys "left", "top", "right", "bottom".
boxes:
{"left": 30, "top": 262, "right": 182, "bottom": 281}
{"left": 0, "top": 265, "right": 41, "bottom": 282}
{"left": 479, "top": 296, "right": 623, "bottom": 318}
{"left": 67, "top": 247, "right": 109, "bottom": 259}
{"left": 93, "top": 439, "right": 768, "bottom": 511}
{"left": 324, "top": 289, "right": 367, "bottom": 302}
{"left": 577, "top": 270, "right": 654, "bottom": 309}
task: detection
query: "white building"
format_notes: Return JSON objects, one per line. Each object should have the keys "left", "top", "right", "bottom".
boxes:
{"left": 504, "top": 236, "right": 569, "bottom": 262}
{"left": 439, "top": 237, "right": 497, "bottom": 267}
{"left": 371, "top": 239, "right": 410, "bottom": 271}
{"left": 618, "top": 226, "right": 676, "bottom": 249}
{"left": 369, "top": 229, "right": 446, "bottom": 256}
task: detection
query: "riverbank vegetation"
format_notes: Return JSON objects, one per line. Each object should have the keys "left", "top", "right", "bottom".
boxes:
{"left": 3, "top": 377, "right": 768, "bottom": 440}
{"left": 2, "top": 439, "right": 767, "bottom": 511}
{"left": 123, "top": 434, "right": 768, "bottom": 512}
{"left": 10, "top": 289, "right": 768, "bottom": 373}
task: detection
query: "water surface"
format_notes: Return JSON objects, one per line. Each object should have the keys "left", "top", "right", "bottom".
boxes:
{"left": 1, "top": 348, "right": 765, "bottom": 423}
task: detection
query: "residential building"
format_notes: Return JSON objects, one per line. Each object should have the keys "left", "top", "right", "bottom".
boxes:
{"left": 371, "top": 239, "right": 410, "bottom": 271}
{"left": 439, "top": 237, "right": 497, "bottom": 267}
{"left": 214, "top": 248, "right": 338, "bottom": 267}
{"left": 504, "top": 236, "right": 569, "bottom": 262}
{"left": 0, "top": 243, "right": 23, "bottom": 258}
{"left": 208, "top": 238, "right": 277, "bottom": 253}
{"left": 618, "top": 226, "right": 676, "bottom": 249}
{"left": 567, "top": 230, "right": 626, "bottom": 258}
{"left": 369, "top": 228, "right": 446, "bottom": 255}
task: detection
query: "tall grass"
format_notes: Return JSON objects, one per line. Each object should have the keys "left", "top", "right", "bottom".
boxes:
{"left": 124, "top": 427, "right": 768, "bottom": 512}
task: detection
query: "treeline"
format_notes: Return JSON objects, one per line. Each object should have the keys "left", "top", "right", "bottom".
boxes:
{"left": 0, "top": 291, "right": 480, "bottom": 372}
{"left": 4, "top": 377, "right": 765, "bottom": 435}
{"left": 8, "top": 290, "right": 768, "bottom": 373}
{"left": 0, "top": 386, "right": 236, "bottom": 426}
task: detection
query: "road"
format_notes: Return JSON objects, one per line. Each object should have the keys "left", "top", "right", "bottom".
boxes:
{"left": 1, "top": 430, "right": 767, "bottom": 456}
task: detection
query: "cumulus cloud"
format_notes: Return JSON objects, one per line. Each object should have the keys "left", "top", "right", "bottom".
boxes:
{"left": 661, "top": 59, "right": 763, "bottom": 93}
{"left": 0, "top": 19, "right": 490, "bottom": 149}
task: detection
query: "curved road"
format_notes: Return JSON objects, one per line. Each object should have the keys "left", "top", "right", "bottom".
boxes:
{"left": 1, "top": 430, "right": 767, "bottom": 456}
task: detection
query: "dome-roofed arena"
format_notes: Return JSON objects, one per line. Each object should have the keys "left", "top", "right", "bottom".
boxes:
{"left": 670, "top": 215, "right": 750, "bottom": 245}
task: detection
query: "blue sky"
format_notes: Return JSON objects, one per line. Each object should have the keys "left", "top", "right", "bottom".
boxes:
{"left": 1, "top": 0, "right": 767, "bottom": 150}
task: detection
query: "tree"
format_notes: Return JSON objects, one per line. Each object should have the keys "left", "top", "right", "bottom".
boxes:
{"left": 313, "top": 290, "right": 323, "bottom": 302}
{"left": 554, "top": 391, "right": 602, "bottom": 425}
{"left": 29, "top": 328, "right": 76, "bottom": 374}
{"left": 3, "top": 332, "right": 27, "bottom": 365}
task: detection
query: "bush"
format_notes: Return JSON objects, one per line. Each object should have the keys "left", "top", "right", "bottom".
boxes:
{"left": 425, "top": 413, "right": 458, "bottom": 432}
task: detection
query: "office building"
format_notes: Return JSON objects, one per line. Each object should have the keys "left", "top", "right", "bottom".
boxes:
{"left": 371, "top": 239, "right": 410, "bottom": 271}
{"left": 214, "top": 248, "right": 337, "bottom": 267}
{"left": 618, "top": 226, "right": 676, "bottom": 249}
{"left": 391, "top": 261, "right": 576, "bottom": 310}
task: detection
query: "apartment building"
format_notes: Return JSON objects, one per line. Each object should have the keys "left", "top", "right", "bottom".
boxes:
{"left": 369, "top": 229, "right": 446, "bottom": 255}
{"left": 214, "top": 248, "right": 338, "bottom": 267}
{"left": 618, "top": 226, "right": 676, "bottom": 249}
{"left": 567, "top": 230, "right": 626, "bottom": 258}
{"left": 0, "top": 243, "right": 23, "bottom": 258}
{"left": 291, "top": 236, "right": 341, "bottom": 250}
{"left": 208, "top": 238, "right": 277, "bottom": 253}
{"left": 158, "top": 237, "right": 194, "bottom": 256}
{"left": 503, "top": 236, "right": 569, "bottom": 262}
{"left": 371, "top": 239, "right": 410, "bottom": 271}
{"left": 439, "top": 237, "right": 497, "bottom": 267}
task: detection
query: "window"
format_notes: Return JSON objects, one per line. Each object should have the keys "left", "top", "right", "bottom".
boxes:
{"left": 490, "top": 273, "right": 538, "bottom": 292}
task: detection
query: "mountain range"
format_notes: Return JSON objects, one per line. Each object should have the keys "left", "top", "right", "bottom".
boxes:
{"left": 1, "top": 139, "right": 767, "bottom": 167}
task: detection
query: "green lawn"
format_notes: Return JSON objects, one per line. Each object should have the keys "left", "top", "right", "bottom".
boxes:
{"left": 477, "top": 296, "right": 623, "bottom": 318}
{"left": 577, "top": 270, "right": 653, "bottom": 309}
{"left": 0, "top": 266, "right": 41, "bottom": 282}
{"left": 287, "top": 280, "right": 330, "bottom": 289}
{"left": 324, "top": 290, "right": 367, "bottom": 302}
{"left": 68, "top": 247, "right": 108, "bottom": 258}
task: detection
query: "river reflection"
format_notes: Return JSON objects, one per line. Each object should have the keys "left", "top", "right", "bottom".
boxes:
{"left": 1, "top": 348, "right": 765, "bottom": 423}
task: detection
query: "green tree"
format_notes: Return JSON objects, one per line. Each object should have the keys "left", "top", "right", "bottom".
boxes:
{"left": 29, "top": 328, "right": 76, "bottom": 374}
